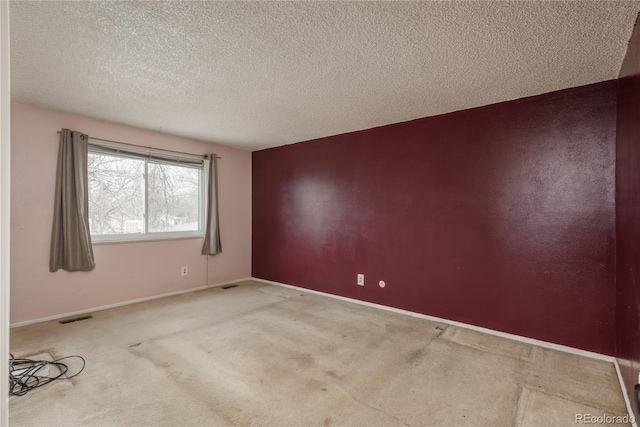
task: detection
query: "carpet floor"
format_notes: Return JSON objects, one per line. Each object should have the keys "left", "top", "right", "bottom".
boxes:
{"left": 9, "top": 281, "right": 629, "bottom": 426}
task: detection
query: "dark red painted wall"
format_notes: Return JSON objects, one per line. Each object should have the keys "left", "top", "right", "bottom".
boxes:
{"left": 253, "top": 81, "right": 617, "bottom": 355}
{"left": 616, "top": 16, "right": 640, "bottom": 418}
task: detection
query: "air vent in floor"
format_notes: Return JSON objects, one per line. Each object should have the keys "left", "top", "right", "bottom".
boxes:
{"left": 59, "top": 315, "right": 93, "bottom": 324}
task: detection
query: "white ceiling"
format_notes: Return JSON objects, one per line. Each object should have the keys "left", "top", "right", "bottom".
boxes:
{"left": 9, "top": 1, "right": 640, "bottom": 151}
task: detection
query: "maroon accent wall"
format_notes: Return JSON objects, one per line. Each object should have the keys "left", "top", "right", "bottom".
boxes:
{"left": 253, "top": 81, "right": 617, "bottom": 355}
{"left": 616, "top": 16, "right": 640, "bottom": 418}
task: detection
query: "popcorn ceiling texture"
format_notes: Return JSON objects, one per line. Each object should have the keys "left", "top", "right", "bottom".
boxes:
{"left": 9, "top": 1, "right": 640, "bottom": 150}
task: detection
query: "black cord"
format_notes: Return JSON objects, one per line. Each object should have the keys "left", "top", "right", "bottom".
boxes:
{"left": 8, "top": 353, "right": 86, "bottom": 396}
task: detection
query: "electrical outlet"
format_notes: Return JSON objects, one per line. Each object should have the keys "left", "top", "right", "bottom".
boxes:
{"left": 181, "top": 266, "right": 188, "bottom": 276}
{"left": 357, "top": 274, "right": 364, "bottom": 286}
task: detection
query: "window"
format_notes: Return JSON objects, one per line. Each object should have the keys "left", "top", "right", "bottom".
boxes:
{"left": 87, "top": 144, "right": 204, "bottom": 242}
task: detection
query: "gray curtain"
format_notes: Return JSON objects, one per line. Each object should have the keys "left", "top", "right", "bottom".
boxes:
{"left": 202, "top": 154, "right": 222, "bottom": 255}
{"left": 49, "top": 129, "right": 95, "bottom": 272}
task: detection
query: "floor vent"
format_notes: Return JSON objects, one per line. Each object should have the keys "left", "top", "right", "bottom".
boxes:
{"left": 59, "top": 315, "right": 93, "bottom": 324}
{"left": 221, "top": 285, "right": 238, "bottom": 290}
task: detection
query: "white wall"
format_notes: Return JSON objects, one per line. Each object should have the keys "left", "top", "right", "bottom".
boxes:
{"left": 1, "top": 1, "right": 10, "bottom": 423}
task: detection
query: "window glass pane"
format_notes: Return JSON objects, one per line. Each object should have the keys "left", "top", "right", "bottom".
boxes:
{"left": 147, "top": 162, "right": 200, "bottom": 233}
{"left": 88, "top": 153, "right": 145, "bottom": 235}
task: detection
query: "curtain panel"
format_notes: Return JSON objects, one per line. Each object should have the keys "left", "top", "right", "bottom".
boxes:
{"left": 49, "top": 129, "right": 95, "bottom": 272}
{"left": 201, "top": 154, "right": 222, "bottom": 256}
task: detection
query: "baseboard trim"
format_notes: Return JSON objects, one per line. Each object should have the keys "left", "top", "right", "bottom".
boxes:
{"left": 615, "top": 359, "right": 638, "bottom": 427}
{"left": 252, "top": 277, "right": 615, "bottom": 363}
{"left": 10, "top": 277, "right": 252, "bottom": 328}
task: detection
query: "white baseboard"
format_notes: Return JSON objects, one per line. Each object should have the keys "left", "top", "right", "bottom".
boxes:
{"left": 10, "top": 277, "right": 252, "bottom": 328}
{"left": 615, "top": 359, "right": 638, "bottom": 427}
{"left": 252, "top": 277, "right": 614, "bottom": 363}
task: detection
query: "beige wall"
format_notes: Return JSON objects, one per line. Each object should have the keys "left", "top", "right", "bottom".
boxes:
{"left": 10, "top": 102, "right": 252, "bottom": 324}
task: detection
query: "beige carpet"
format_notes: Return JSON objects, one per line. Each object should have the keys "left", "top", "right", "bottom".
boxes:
{"left": 9, "top": 281, "right": 629, "bottom": 426}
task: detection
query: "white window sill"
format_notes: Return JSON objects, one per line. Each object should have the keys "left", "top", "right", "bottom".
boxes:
{"left": 91, "top": 233, "right": 204, "bottom": 245}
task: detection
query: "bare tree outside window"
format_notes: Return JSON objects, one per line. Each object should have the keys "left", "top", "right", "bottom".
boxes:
{"left": 148, "top": 162, "right": 200, "bottom": 232}
{"left": 87, "top": 149, "right": 203, "bottom": 240}
{"left": 88, "top": 153, "right": 145, "bottom": 235}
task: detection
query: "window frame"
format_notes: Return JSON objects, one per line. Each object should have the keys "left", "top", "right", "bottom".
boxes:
{"left": 87, "top": 143, "right": 206, "bottom": 244}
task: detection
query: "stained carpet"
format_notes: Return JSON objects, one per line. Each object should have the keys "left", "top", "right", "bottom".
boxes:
{"left": 9, "top": 281, "right": 629, "bottom": 426}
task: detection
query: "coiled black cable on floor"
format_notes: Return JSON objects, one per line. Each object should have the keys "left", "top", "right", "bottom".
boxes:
{"left": 9, "top": 353, "right": 85, "bottom": 396}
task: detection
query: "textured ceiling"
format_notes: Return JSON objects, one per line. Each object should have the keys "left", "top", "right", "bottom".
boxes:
{"left": 9, "top": 1, "right": 640, "bottom": 151}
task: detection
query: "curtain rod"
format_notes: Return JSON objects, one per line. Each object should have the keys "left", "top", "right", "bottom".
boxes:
{"left": 56, "top": 131, "right": 221, "bottom": 159}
